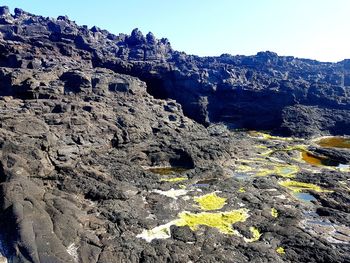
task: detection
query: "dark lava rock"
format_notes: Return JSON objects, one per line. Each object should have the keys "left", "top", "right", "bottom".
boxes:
{"left": 0, "top": 6, "right": 347, "bottom": 137}
{"left": 0, "top": 6, "right": 349, "bottom": 263}
{"left": 170, "top": 225, "right": 196, "bottom": 243}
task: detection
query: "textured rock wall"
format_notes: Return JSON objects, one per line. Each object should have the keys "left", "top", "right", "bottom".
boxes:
{"left": 0, "top": 6, "right": 349, "bottom": 137}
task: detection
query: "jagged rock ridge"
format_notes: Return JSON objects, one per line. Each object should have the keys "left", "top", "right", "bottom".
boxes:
{"left": 0, "top": 6, "right": 349, "bottom": 137}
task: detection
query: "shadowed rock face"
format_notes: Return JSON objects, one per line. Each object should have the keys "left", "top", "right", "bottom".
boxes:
{"left": 0, "top": 6, "right": 349, "bottom": 263}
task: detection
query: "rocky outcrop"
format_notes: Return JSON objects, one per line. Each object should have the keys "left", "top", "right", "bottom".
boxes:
{"left": 0, "top": 66, "right": 232, "bottom": 262}
{"left": 0, "top": 7, "right": 349, "bottom": 137}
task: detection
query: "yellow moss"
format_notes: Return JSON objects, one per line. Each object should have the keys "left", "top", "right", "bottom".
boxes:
{"left": 244, "top": 227, "right": 262, "bottom": 242}
{"left": 255, "top": 145, "right": 268, "bottom": 149}
{"left": 176, "top": 209, "right": 249, "bottom": 234}
{"left": 276, "top": 247, "right": 285, "bottom": 254}
{"left": 249, "top": 131, "right": 293, "bottom": 141}
{"left": 271, "top": 208, "right": 278, "bottom": 218}
{"left": 160, "top": 177, "right": 188, "bottom": 182}
{"left": 279, "top": 180, "right": 333, "bottom": 193}
{"left": 194, "top": 192, "right": 227, "bottom": 211}
{"left": 260, "top": 150, "right": 275, "bottom": 156}
{"left": 255, "top": 168, "right": 273, "bottom": 176}
{"left": 238, "top": 187, "right": 246, "bottom": 193}
{"left": 237, "top": 165, "right": 253, "bottom": 172}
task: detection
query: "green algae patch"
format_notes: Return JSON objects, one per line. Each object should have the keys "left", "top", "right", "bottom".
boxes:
{"left": 160, "top": 177, "right": 188, "bottom": 183}
{"left": 194, "top": 192, "right": 227, "bottom": 211}
{"left": 244, "top": 226, "right": 262, "bottom": 242}
{"left": 279, "top": 180, "right": 333, "bottom": 193}
{"left": 276, "top": 247, "right": 285, "bottom": 254}
{"left": 271, "top": 208, "right": 278, "bottom": 218}
{"left": 177, "top": 209, "right": 249, "bottom": 235}
{"left": 317, "top": 137, "right": 350, "bottom": 149}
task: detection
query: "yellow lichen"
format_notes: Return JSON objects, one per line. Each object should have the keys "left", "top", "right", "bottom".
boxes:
{"left": 271, "top": 208, "right": 278, "bottom": 218}
{"left": 244, "top": 226, "right": 262, "bottom": 242}
{"left": 276, "top": 246, "right": 285, "bottom": 254}
{"left": 279, "top": 180, "right": 333, "bottom": 193}
{"left": 194, "top": 192, "right": 227, "bottom": 211}
{"left": 176, "top": 209, "right": 249, "bottom": 234}
{"left": 160, "top": 177, "right": 188, "bottom": 182}
{"left": 238, "top": 187, "right": 246, "bottom": 193}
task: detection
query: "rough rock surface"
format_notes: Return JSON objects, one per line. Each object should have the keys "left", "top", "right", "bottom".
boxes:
{"left": 0, "top": 6, "right": 349, "bottom": 137}
{"left": 0, "top": 6, "right": 349, "bottom": 263}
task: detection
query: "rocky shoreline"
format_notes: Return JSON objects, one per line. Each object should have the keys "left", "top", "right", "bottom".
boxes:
{"left": 0, "top": 6, "right": 349, "bottom": 263}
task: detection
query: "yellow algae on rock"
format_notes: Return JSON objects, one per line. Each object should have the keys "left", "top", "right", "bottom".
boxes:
{"left": 160, "top": 177, "right": 188, "bottom": 182}
{"left": 177, "top": 209, "right": 249, "bottom": 234}
{"left": 238, "top": 187, "right": 246, "bottom": 193}
{"left": 249, "top": 131, "right": 293, "bottom": 141}
{"left": 276, "top": 246, "right": 285, "bottom": 254}
{"left": 244, "top": 226, "right": 262, "bottom": 242}
{"left": 255, "top": 145, "right": 268, "bottom": 149}
{"left": 279, "top": 180, "right": 333, "bottom": 193}
{"left": 194, "top": 192, "right": 227, "bottom": 211}
{"left": 237, "top": 165, "right": 253, "bottom": 172}
{"left": 271, "top": 208, "right": 278, "bottom": 218}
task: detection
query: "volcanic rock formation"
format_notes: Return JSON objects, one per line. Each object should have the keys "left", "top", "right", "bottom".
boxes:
{"left": 0, "top": 6, "right": 349, "bottom": 263}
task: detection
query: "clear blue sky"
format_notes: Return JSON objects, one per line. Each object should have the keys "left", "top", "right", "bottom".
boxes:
{"left": 2, "top": 0, "right": 350, "bottom": 62}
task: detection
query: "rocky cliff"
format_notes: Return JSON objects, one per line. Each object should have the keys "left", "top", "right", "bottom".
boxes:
{"left": 0, "top": 6, "right": 349, "bottom": 137}
{"left": 0, "top": 6, "right": 349, "bottom": 263}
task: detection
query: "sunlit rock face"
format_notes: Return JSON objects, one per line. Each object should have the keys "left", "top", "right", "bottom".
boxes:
{"left": 0, "top": 6, "right": 349, "bottom": 263}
